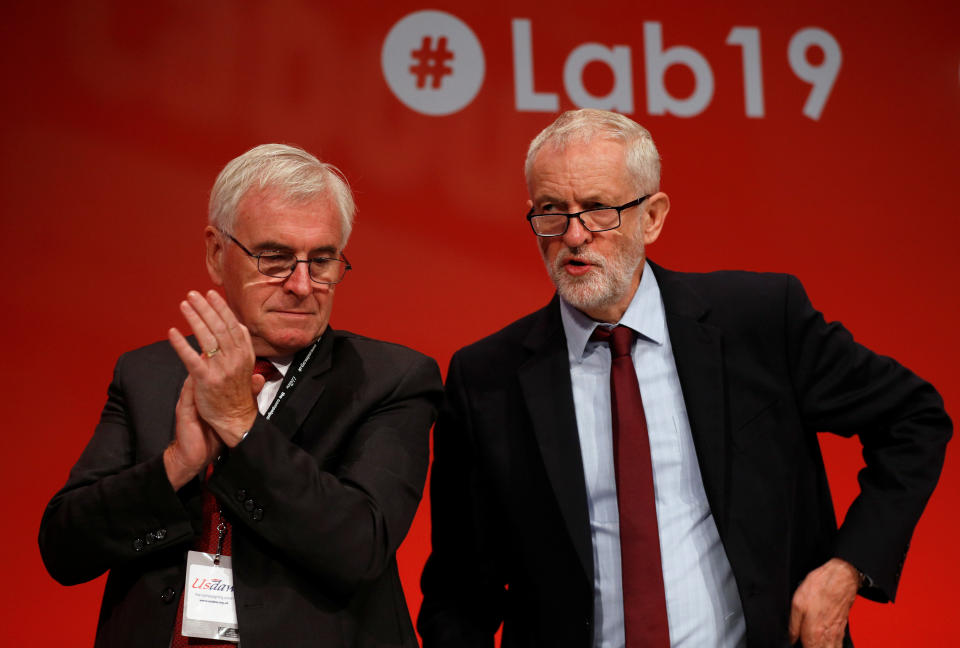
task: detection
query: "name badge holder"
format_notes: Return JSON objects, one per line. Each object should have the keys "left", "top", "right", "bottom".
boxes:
{"left": 180, "top": 339, "right": 322, "bottom": 643}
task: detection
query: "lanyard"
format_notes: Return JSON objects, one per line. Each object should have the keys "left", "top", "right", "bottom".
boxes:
{"left": 212, "top": 336, "right": 323, "bottom": 563}
{"left": 263, "top": 337, "right": 322, "bottom": 421}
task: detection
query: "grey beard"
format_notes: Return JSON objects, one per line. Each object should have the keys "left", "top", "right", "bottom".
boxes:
{"left": 545, "top": 242, "right": 645, "bottom": 316}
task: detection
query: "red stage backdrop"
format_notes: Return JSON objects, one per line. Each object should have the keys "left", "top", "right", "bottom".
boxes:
{"left": 2, "top": 2, "right": 957, "bottom": 645}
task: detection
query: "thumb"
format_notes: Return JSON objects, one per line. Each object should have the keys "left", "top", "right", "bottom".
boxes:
{"left": 251, "top": 373, "right": 266, "bottom": 396}
{"left": 788, "top": 589, "right": 804, "bottom": 645}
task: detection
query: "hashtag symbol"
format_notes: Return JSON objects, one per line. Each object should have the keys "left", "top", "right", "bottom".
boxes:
{"left": 409, "top": 36, "right": 454, "bottom": 89}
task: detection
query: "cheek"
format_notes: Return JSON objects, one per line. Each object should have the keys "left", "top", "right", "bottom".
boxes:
{"left": 312, "top": 287, "right": 335, "bottom": 312}
{"left": 236, "top": 282, "right": 280, "bottom": 320}
{"left": 538, "top": 239, "right": 556, "bottom": 262}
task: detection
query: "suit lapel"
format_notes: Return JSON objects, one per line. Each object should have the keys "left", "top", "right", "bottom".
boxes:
{"left": 518, "top": 298, "right": 594, "bottom": 583}
{"left": 267, "top": 329, "right": 333, "bottom": 439}
{"left": 652, "top": 263, "right": 731, "bottom": 537}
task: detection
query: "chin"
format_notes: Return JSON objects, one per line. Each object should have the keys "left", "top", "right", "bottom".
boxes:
{"left": 552, "top": 271, "right": 612, "bottom": 308}
{"left": 261, "top": 326, "right": 325, "bottom": 355}
{"left": 559, "top": 286, "right": 617, "bottom": 314}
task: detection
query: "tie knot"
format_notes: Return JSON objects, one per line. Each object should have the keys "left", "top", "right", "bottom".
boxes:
{"left": 590, "top": 325, "right": 636, "bottom": 358}
{"left": 253, "top": 358, "right": 281, "bottom": 382}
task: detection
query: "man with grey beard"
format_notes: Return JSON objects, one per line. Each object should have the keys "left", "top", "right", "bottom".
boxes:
{"left": 418, "top": 109, "right": 950, "bottom": 648}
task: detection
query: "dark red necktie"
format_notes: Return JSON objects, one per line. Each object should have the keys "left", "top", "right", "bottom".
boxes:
{"left": 170, "top": 466, "right": 234, "bottom": 647}
{"left": 253, "top": 358, "right": 281, "bottom": 383}
{"left": 591, "top": 325, "right": 670, "bottom": 647}
{"left": 170, "top": 359, "right": 278, "bottom": 646}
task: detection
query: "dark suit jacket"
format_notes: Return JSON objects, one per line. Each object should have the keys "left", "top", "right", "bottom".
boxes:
{"left": 40, "top": 328, "right": 442, "bottom": 648}
{"left": 418, "top": 263, "right": 951, "bottom": 648}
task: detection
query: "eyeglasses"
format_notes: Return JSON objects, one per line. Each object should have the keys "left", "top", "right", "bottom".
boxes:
{"left": 526, "top": 195, "right": 651, "bottom": 237}
{"left": 223, "top": 232, "right": 352, "bottom": 285}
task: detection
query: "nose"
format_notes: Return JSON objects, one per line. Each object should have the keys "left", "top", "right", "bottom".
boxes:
{"left": 562, "top": 215, "right": 593, "bottom": 248}
{"left": 283, "top": 262, "right": 314, "bottom": 297}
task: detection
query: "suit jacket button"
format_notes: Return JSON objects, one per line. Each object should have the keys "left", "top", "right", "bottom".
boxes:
{"left": 133, "top": 537, "right": 145, "bottom": 552}
{"left": 235, "top": 489, "right": 247, "bottom": 502}
{"left": 160, "top": 587, "right": 176, "bottom": 603}
{"left": 155, "top": 528, "right": 167, "bottom": 541}
{"left": 244, "top": 498, "right": 256, "bottom": 512}
{"left": 251, "top": 507, "right": 264, "bottom": 521}
{"left": 145, "top": 531, "right": 156, "bottom": 545}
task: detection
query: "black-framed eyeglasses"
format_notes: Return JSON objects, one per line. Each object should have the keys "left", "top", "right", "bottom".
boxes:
{"left": 223, "top": 232, "right": 352, "bottom": 285}
{"left": 526, "top": 195, "right": 652, "bottom": 237}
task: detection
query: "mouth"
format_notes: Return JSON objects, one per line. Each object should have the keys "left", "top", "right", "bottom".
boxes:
{"left": 271, "top": 310, "right": 316, "bottom": 317}
{"left": 561, "top": 256, "right": 597, "bottom": 277}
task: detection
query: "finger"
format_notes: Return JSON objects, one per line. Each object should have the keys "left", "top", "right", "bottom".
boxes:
{"left": 180, "top": 374, "right": 194, "bottom": 398}
{"left": 187, "top": 290, "right": 237, "bottom": 353}
{"left": 788, "top": 596, "right": 802, "bottom": 645}
{"left": 175, "top": 376, "right": 200, "bottom": 423}
{"left": 174, "top": 375, "right": 188, "bottom": 417}
{"left": 207, "top": 289, "right": 249, "bottom": 349}
{"left": 169, "top": 327, "right": 206, "bottom": 374}
{"left": 180, "top": 298, "right": 220, "bottom": 356}
{"left": 175, "top": 376, "right": 196, "bottom": 425}
{"left": 251, "top": 373, "right": 266, "bottom": 397}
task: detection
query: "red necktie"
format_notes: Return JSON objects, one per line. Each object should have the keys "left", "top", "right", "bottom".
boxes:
{"left": 170, "top": 359, "right": 277, "bottom": 646}
{"left": 591, "top": 325, "right": 670, "bottom": 647}
{"left": 253, "top": 358, "right": 281, "bottom": 383}
{"left": 170, "top": 466, "right": 234, "bottom": 647}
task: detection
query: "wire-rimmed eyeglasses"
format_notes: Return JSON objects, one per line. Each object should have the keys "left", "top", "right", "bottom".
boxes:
{"left": 223, "top": 232, "right": 351, "bottom": 285}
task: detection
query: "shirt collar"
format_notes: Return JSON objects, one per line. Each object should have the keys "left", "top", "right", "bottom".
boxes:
{"left": 559, "top": 261, "right": 666, "bottom": 364}
{"left": 267, "top": 355, "right": 293, "bottom": 379}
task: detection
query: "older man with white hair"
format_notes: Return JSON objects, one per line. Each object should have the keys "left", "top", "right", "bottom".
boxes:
{"left": 40, "top": 144, "right": 442, "bottom": 648}
{"left": 419, "top": 110, "right": 950, "bottom": 648}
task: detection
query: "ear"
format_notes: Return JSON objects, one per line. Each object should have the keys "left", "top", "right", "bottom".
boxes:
{"left": 205, "top": 226, "right": 225, "bottom": 286}
{"left": 641, "top": 191, "right": 670, "bottom": 246}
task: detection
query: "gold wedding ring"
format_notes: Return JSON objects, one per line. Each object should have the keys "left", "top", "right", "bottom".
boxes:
{"left": 204, "top": 347, "right": 221, "bottom": 358}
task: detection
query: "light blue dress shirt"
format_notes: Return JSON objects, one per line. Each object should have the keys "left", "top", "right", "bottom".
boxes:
{"left": 559, "top": 263, "right": 746, "bottom": 648}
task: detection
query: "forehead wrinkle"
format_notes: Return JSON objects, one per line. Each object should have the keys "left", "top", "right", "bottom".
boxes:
{"left": 529, "top": 142, "right": 633, "bottom": 208}
{"left": 531, "top": 176, "right": 624, "bottom": 209}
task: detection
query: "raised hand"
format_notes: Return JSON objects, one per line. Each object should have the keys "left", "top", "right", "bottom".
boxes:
{"left": 169, "top": 290, "right": 263, "bottom": 448}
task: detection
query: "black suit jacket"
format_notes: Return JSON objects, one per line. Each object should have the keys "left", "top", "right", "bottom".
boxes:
{"left": 418, "top": 263, "right": 951, "bottom": 647}
{"left": 40, "top": 328, "right": 442, "bottom": 648}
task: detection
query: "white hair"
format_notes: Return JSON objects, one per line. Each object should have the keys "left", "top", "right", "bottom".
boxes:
{"left": 525, "top": 109, "right": 661, "bottom": 194}
{"left": 209, "top": 143, "right": 356, "bottom": 244}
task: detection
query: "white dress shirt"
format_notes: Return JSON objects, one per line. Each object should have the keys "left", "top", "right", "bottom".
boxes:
{"left": 559, "top": 263, "right": 746, "bottom": 648}
{"left": 256, "top": 356, "right": 290, "bottom": 414}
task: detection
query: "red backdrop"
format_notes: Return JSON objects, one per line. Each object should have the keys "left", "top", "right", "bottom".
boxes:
{"left": 2, "top": 2, "right": 957, "bottom": 645}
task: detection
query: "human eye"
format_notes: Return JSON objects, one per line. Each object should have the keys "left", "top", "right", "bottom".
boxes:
{"left": 583, "top": 200, "right": 611, "bottom": 211}
{"left": 536, "top": 203, "right": 560, "bottom": 214}
{"left": 258, "top": 252, "right": 293, "bottom": 273}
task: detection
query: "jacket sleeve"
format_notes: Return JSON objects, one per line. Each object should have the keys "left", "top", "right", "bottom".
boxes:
{"left": 206, "top": 348, "right": 442, "bottom": 600}
{"left": 784, "top": 274, "right": 952, "bottom": 601}
{"left": 38, "top": 351, "right": 195, "bottom": 586}
{"left": 417, "top": 352, "right": 505, "bottom": 648}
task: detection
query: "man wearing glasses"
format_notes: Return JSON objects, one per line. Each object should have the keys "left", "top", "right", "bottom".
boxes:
{"left": 40, "top": 144, "right": 442, "bottom": 648}
{"left": 418, "top": 110, "right": 950, "bottom": 648}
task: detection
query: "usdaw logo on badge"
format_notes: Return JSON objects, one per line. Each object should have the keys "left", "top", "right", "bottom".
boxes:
{"left": 382, "top": 10, "right": 485, "bottom": 116}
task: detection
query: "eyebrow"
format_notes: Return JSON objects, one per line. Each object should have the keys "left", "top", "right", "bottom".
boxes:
{"left": 251, "top": 240, "right": 341, "bottom": 257}
{"left": 532, "top": 194, "right": 612, "bottom": 209}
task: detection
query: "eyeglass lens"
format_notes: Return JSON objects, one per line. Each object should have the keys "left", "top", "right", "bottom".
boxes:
{"left": 532, "top": 207, "right": 620, "bottom": 235}
{"left": 257, "top": 254, "right": 347, "bottom": 283}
